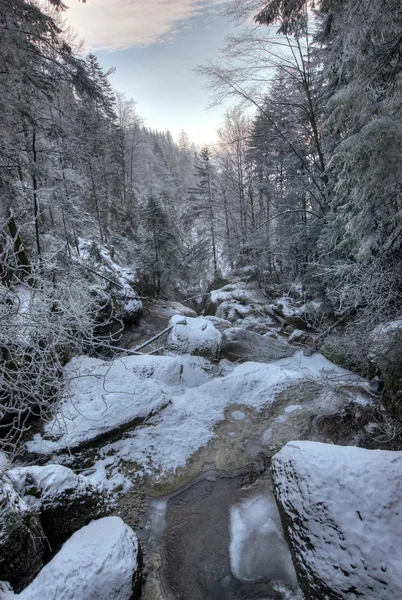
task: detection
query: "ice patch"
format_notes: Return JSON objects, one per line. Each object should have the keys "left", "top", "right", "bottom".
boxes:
{"left": 146, "top": 498, "right": 168, "bottom": 548}
{"left": 229, "top": 493, "right": 298, "bottom": 589}
{"left": 230, "top": 410, "right": 246, "bottom": 421}
{"left": 284, "top": 405, "right": 302, "bottom": 414}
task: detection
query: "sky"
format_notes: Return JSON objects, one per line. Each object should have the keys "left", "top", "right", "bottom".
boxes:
{"left": 63, "top": 0, "right": 239, "bottom": 145}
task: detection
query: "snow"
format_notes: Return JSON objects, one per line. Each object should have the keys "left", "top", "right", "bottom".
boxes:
{"left": 26, "top": 351, "right": 361, "bottom": 475}
{"left": 75, "top": 238, "right": 141, "bottom": 318}
{"left": 284, "top": 404, "right": 302, "bottom": 414}
{"left": 272, "top": 441, "right": 402, "bottom": 600}
{"left": 126, "top": 353, "right": 212, "bottom": 388}
{"left": 6, "top": 464, "right": 102, "bottom": 511}
{"left": 372, "top": 319, "right": 402, "bottom": 336}
{"left": 26, "top": 355, "right": 170, "bottom": 453}
{"left": 0, "top": 452, "right": 9, "bottom": 474}
{"left": 288, "top": 329, "right": 306, "bottom": 342}
{"left": 1, "top": 285, "right": 43, "bottom": 345}
{"left": 271, "top": 296, "right": 297, "bottom": 317}
{"left": 216, "top": 300, "right": 253, "bottom": 321}
{"left": 210, "top": 282, "right": 250, "bottom": 305}
{"left": 229, "top": 493, "right": 299, "bottom": 589}
{"left": 89, "top": 351, "right": 358, "bottom": 475}
{"left": 0, "top": 475, "right": 30, "bottom": 531}
{"left": 83, "top": 455, "right": 133, "bottom": 495}
{"left": 14, "top": 517, "right": 138, "bottom": 600}
{"left": 166, "top": 315, "right": 221, "bottom": 357}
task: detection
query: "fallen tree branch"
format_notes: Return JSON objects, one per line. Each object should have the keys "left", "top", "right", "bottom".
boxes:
{"left": 132, "top": 325, "right": 173, "bottom": 352}
{"left": 311, "top": 309, "right": 352, "bottom": 350}
{"left": 180, "top": 292, "right": 210, "bottom": 304}
{"left": 77, "top": 262, "right": 125, "bottom": 289}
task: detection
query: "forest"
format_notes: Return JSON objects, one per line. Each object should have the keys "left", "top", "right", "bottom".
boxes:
{"left": 1, "top": 0, "right": 401, "bottom": 447}
{"left": 1, "top": 1, "right": 402, "bottom": 599}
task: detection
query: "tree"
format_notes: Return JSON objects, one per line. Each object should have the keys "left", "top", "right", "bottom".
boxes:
{"left": 190, "top": 147, "right": 219, "bottom": 274}
{"left": 138, "top": 196, "right": 182, "bottom": 296}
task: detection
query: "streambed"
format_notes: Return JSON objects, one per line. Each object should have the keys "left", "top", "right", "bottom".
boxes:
{"left": 141, "top": 466, "right": 301, "bottom": 600}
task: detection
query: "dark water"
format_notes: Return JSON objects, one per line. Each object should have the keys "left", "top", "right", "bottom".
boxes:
{"left": 144, "top": 469, "right": 300, "bottom": 600}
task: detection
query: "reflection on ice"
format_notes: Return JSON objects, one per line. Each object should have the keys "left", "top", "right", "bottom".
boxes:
{"left": 230, "top": 493, "right": 298, "bottom": 590}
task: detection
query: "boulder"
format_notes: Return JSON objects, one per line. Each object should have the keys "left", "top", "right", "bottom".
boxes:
{"left": 0, "top": 473, "right": 44, "bottom": 592}
{"left": 272, "top": 441, "right": 402, "bottom": 600}
{"left": 17, "top": 517, "right": 141, "bottom": 600}
{"left": 7, "top": 465, "right": 110, "bottom": 551}
{"left": 216, "top": 300, "right": 254, "bottom": 322}
{"left": 288, "top": 329, "right": 315, "bottom": 346}
{"left": 220, "top": 328, "right": 294, "bottom": 363}
{"left": 368, "top": 319, "right": 402, "bottom": 367}
{"left": 119, "top": 300, "right": 197, "bottom": 351}
{"left": 166, "top": 315, "right": 221, "bottom": 360}
{"left": 25, "top": 355, "right": 169, "bottom": 454}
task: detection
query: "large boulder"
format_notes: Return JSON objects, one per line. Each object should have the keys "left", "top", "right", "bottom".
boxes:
{"left": 25, "top": 355, "right": 169, "bottom": 454}
{"left": 7, "top": 465, "right": 110, "bottom": 551}
{"left": 220, "top": 328, "right": 294, "bottom": 363}
{"left": 166, "top": 315, "right": 222, "bottom": 360}
{"left": 15, "top": 517, "right": 141, "bottom": 600}
{"left": 368, "top": 319, "right": 402, "bottom": 365}
{"left": 272, "top": 441, "right": 402, "bottom": 600}
{"left": 0, "top": 470, "right": 44, "bottom": 592}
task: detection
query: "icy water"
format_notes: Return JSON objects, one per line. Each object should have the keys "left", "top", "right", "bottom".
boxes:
{"left": 142, "top": 466, "right": 301, "bottom": 600}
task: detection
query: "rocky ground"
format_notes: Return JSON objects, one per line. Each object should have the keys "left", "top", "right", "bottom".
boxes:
{"left": 1, "top": 280, "right": 401, "bottom": 600}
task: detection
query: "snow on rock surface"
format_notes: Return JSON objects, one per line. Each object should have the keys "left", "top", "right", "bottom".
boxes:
{"left": 166, "top": 315, "right": 221, "bottom": 358}
{"left": 76, "top": 238, "right": 142, "bottom": 321}
{"left": 26, "top": 355, "right": 169, "bottom": 453}
{"left": 0, "top": 473, "right": 44, "bottom": 591}
{"left": 230, "top": 493, "right": 299, "bottom": 590}
{"left": 46, "top": 351, "right": 360, "bottom": 476}
{"left": 7, "top": 464, "right": 97, "bottom": 509}
{"left": 6, "top": 464, "right": 109, "bottom": 548}
{"left": 13, "top": 517, "right": 140, "bottom": 600}
{"left": 369, "top": 319, "right": 402, "bottom": 363}
{"left": 272, "top": 441, "right": 402, "bottom": 600}
{"left": 220, "top": 327, "right": 294, "bottom": 363}
{"left": 210, "top": 282, "right": 263, "bottom": 306}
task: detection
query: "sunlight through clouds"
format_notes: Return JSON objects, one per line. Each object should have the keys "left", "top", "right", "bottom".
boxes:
{"left": 64, "top": 0, "right": 227, "bottom": 50}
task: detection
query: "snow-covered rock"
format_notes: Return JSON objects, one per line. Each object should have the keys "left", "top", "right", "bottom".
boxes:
{"left": 76, "top": 238, "right": 142, "bottom": 324}
{"left": 166, "top": 315, "right": 221, "bottom": 359}
{"left": 288, "top": 329, "right": 314, "bottom": 346}
{"left": 0, "top": 474, "right": 44, "bottom": 591}
{"left": 26, "top": 355, "right": 169, "bottom": 453}
{"left": 7, "top": 465, "right": 109, "bottom": 548}
{"left": 88, "top": 352, "right": 359, "bottom": 475}
{"left": 220, "top": 327, "right": 294, "bottom": 363}
{"left": 216, "top": 300, "right": 254, "bottom": 322}
{"left": 369, "top": 319, "right": 402, "bottom": 364}
{"left": 13, "top": 516, "right": 140, "bottom": 600}
{"left": 272, "top": 441, "right": 402, "bottom": 600}
{"left": 125, "top": 354, "right": 212, "bottom": 389}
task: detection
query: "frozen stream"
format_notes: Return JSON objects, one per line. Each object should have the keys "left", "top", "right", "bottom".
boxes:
{"left": 142, "top": 467, "right": 302, "bottom": 600}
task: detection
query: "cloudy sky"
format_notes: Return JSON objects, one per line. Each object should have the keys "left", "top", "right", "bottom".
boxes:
{"left": 63, "top": 0, "right": 238, "bottom": 145}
